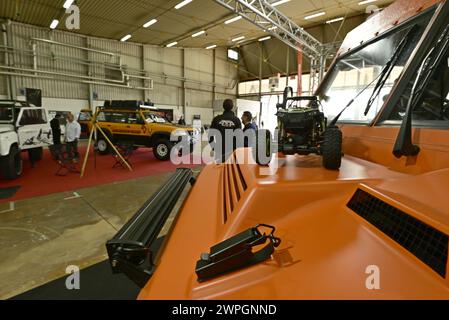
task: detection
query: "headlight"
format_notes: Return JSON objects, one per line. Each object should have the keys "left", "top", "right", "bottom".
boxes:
{"left": 173, "top": 130, "right": 188, "bottom": 136}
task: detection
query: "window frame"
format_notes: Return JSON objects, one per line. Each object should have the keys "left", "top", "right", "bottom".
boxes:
{"left": 316, "top": 6, "right": 437, "bottom": 127}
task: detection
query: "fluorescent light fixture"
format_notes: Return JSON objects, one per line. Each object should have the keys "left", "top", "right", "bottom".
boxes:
{"left": 120, "top": 34, "right": 132, "bottom": 42}
{"left": 175, "top": 0, "right": 193, "bottom": 10}
{"left": 50, "top": 19, "right": 59, "bottom": 29}
{"left": 63, "top": 0, "right": 75, "bottom": 9}
{"left": 258, "top": 36, "right": 271, "bottom": 42}
{"left": 192, "top": 30, "right": 205, "bottom": 37}
{"left": 271, "top": 0, "right": 290, "bottom": 7}
{"left": 232, "top": 36, "right": 245, "bottom": 42}
{"left": 326, "top": 17, "right": 344, "bottom": 24}
{"left": 225, "top": 16, "right": 242, "bottom": 24}
{"left": 358, "top": 0, "right": 377, "bottom": 4}
{"left": 304, "top": 11, "right": 326, "bottom": 20}
{"left": 206, "top": 44, "right": 217, "bottom": 50}
{"left": 143, "top": 19, "right": 157, "bottom": 28}
{"left": 268, "top": 26, "right": 278, "bottom": 31}
{"left": 166, "top": 41, "right": 178, "bottom": 47}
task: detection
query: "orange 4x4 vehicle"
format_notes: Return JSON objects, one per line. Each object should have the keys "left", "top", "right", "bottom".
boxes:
{"left": 107, "top": 0, "right": 449, "bottom": 299}
{"left": 90, "top": 101, "right": 198, "bottom": 161}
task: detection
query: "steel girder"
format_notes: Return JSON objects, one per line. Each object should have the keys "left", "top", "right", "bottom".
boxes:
{"left": 213, "top": 0, "right": 340, "bottom": 91}
{"left": 213, "top": 0, "right": 323, "bottom": 58}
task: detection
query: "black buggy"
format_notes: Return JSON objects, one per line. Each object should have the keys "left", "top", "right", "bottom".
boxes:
{"left": 267, "top": 87, "right": 343, "bottom": 170}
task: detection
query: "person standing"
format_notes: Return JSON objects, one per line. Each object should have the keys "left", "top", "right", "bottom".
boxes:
{"left": 178, "top": 115, "right": 186, "bottom": 125}
{"left": 50, "top": 114, "right": 62, "bottom": 145}
{"left": 66, "top": 113, "right": 81, "bottom": 161}
{"left": 241, "top": 111, "right": 258, "bottom": 148}
{"left": 241, "top": 111, "right": 257, "bottom": 133}
{"left": 209, "top": 99, "right": 242, "bottom": 162}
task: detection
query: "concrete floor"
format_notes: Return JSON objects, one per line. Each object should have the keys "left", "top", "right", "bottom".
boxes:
{"left": 0, "top": 170, "right": 199, "bottom": 299}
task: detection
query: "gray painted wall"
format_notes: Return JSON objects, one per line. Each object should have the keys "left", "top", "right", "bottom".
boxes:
{"left": 0, "top": 21, "right": 238, "bottom": 124}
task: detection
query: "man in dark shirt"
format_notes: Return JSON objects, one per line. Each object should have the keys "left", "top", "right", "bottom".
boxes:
{"left": 242, "top": 111, "right": 258, "bottom": 132}
{"left": 50, "top": 114, "right": 62, "bottom": 145}
{"left": 209, "top": 99, "right": 242, "bottom": 163}
{"left": 241, "top": 111, "right": 258, "bottom": 148}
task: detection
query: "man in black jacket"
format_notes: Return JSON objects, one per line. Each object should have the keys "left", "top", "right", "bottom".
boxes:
{"left": 50, "top": 114, "right": 62, "bottom": 145}
{"left": 209, "top": 99, "right": 242, "bottom": 163}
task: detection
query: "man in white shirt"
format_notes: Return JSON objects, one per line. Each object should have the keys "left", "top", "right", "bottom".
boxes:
{"left": 65, "top": 112, "right": 81, "bottom": 161}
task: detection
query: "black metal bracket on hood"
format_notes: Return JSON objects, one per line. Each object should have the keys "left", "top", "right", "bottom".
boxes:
{"left": 106, "top": 168, "right": 194, "bottom": 288}
{"left": 195, "top": 224, "right": 281, "bottom": 282}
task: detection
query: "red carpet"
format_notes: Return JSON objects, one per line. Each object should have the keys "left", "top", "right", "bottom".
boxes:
{"left": 0, "top": 145, "right": 202, "bottom": 203}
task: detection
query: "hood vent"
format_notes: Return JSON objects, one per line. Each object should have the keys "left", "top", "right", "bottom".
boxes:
{"left": 347, "top": 189, "right": 448, "bottom": 278}
{"left": 223, "top": 154, "right": 247, "bottom": 223}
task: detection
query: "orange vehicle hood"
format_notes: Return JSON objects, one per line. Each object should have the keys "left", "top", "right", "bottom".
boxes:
{"left": 139, "top": 147, "right": 449, "bottom": 299}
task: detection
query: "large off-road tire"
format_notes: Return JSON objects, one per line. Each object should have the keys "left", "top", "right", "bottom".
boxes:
{"left": 1, "top": 145, "right": 23, "bottom": 180}
{"left": 252, "top": 129, "right": 273, "bottom": 166}
{"left": 28, "top": 147, "right": 43, "bottom": 162}
{"left": 153, "top": 139, "right": 173, "bottom": 161}
{"left": 321, "top": 127, "right": 342, "bottom": 170}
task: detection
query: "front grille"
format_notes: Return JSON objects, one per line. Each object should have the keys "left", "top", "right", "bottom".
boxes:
{"left": 222, "top": 154, "right": 247, "bottom": 223}
{"left": 347, "top": 189, "right": 449, "bottom": 278}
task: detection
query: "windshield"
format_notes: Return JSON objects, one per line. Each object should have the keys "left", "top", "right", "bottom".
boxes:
{"left": 318, "top": 10, "right": 433, "bottom": 124}
{"left": 0, "top": 102, "right": 14, "bottom": 122}
{"left": 143, "top": 112, "right": 168, "bottom": 124}
{"left": 78, "top": 111, "right": 92, "bottom": 121}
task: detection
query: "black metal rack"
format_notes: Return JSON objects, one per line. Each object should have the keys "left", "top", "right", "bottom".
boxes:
{"left": 106, "top": 168, "right": 194, "bottom": 287}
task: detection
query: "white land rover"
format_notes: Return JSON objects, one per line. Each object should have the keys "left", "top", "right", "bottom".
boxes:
{"left": 0, "top": 100, "right": 53, "bottom": 180}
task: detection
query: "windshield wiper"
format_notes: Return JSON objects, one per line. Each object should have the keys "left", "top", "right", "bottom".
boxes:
{"left": 329, "top": 28, "right": 417, "bottom": 127}
{"left": 364, "top": 27, "right": 418, "bottom": 116}
{"left": 393, "top": 23, "right": 449, "bottom": 158}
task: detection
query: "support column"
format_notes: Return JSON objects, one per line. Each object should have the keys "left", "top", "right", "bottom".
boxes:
{"left": 86, "top": 37, "right": 94, "bottom": 110}
{"left": 297, "top": 47, "right": 303, "bottom": 96}
{"left": 1, "top": 21, "right": 12, "bottom": 99}
{"left": 142, "top": 45, "right": 150, "bottom": 102}
{"left": 182, "top": 48, "right": 186, "bottom": 118}
{"left": 259, "top": 43, "right": 263, "bottom": 127}
{"left": 212, "top": 48, "right": 216, "bottom": 107}
{"left": 286, "top": 47, "right": 290, "bottom": 87}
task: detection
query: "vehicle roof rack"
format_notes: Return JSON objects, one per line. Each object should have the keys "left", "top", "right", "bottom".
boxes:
{"left": 103, "top": 100, "right": 156, "bottom": 110}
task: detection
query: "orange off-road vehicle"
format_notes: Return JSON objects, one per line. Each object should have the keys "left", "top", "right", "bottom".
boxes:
{"left": 106, "top": 0, "right": 449, "bottom": 299}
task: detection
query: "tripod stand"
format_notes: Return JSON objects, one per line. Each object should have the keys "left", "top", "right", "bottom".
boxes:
{"left": 80, "top": 107, "right": 132, "bottom": 178}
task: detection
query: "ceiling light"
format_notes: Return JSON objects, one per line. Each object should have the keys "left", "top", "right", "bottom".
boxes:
{"left": 175, "top": 0, "right": 193, "bottom": 10}
{"left": 271, "top": 0, "right": 290, "bottom": 7}
{"left": 225, "top": 16, "right": 242, "bottom": 24}
{"left": 50, "top": 19, "right": 59, "bottom": 29}
{"left": 166, "top": 41, "right": 178, "bottom": 47}
{"left": 63, "top": 0, "right": 75, "bottom": 9}
{"left": 326, "top": 17, "right": 344, "bottom": 24}
{"left": 268, "top": 26, "right": 278, "bottom": 31}
{"left": 358, "top": 0, "right": 377, "bottom": 4}
{"left": 120, "top": 34, "right": 132, "bottom": 42}
{"left": 258, "top": 36, "right": 271, "bottom": 42}
{"left": 206, "top": 44, "right": 217, "bottom": 50}
{"left": 192, "top": 30, "right": 205, "bottom": 38}
{"left": 143, "top": 19, "right": 157, "bottom": 28}
{"left": 232, "top": 36, "right": 245, "bottom": 42}
{"left": 304, "top": 11, "right": 326, "bottom": 20}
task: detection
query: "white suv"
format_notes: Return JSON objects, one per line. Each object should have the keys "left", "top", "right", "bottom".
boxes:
{"left": 0, "top": 100, "right": 53, "bottom": 180}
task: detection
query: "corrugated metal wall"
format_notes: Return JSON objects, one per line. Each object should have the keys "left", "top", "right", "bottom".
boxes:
{"left": 0, "top": 21, "right": 237, "bottom": 115}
